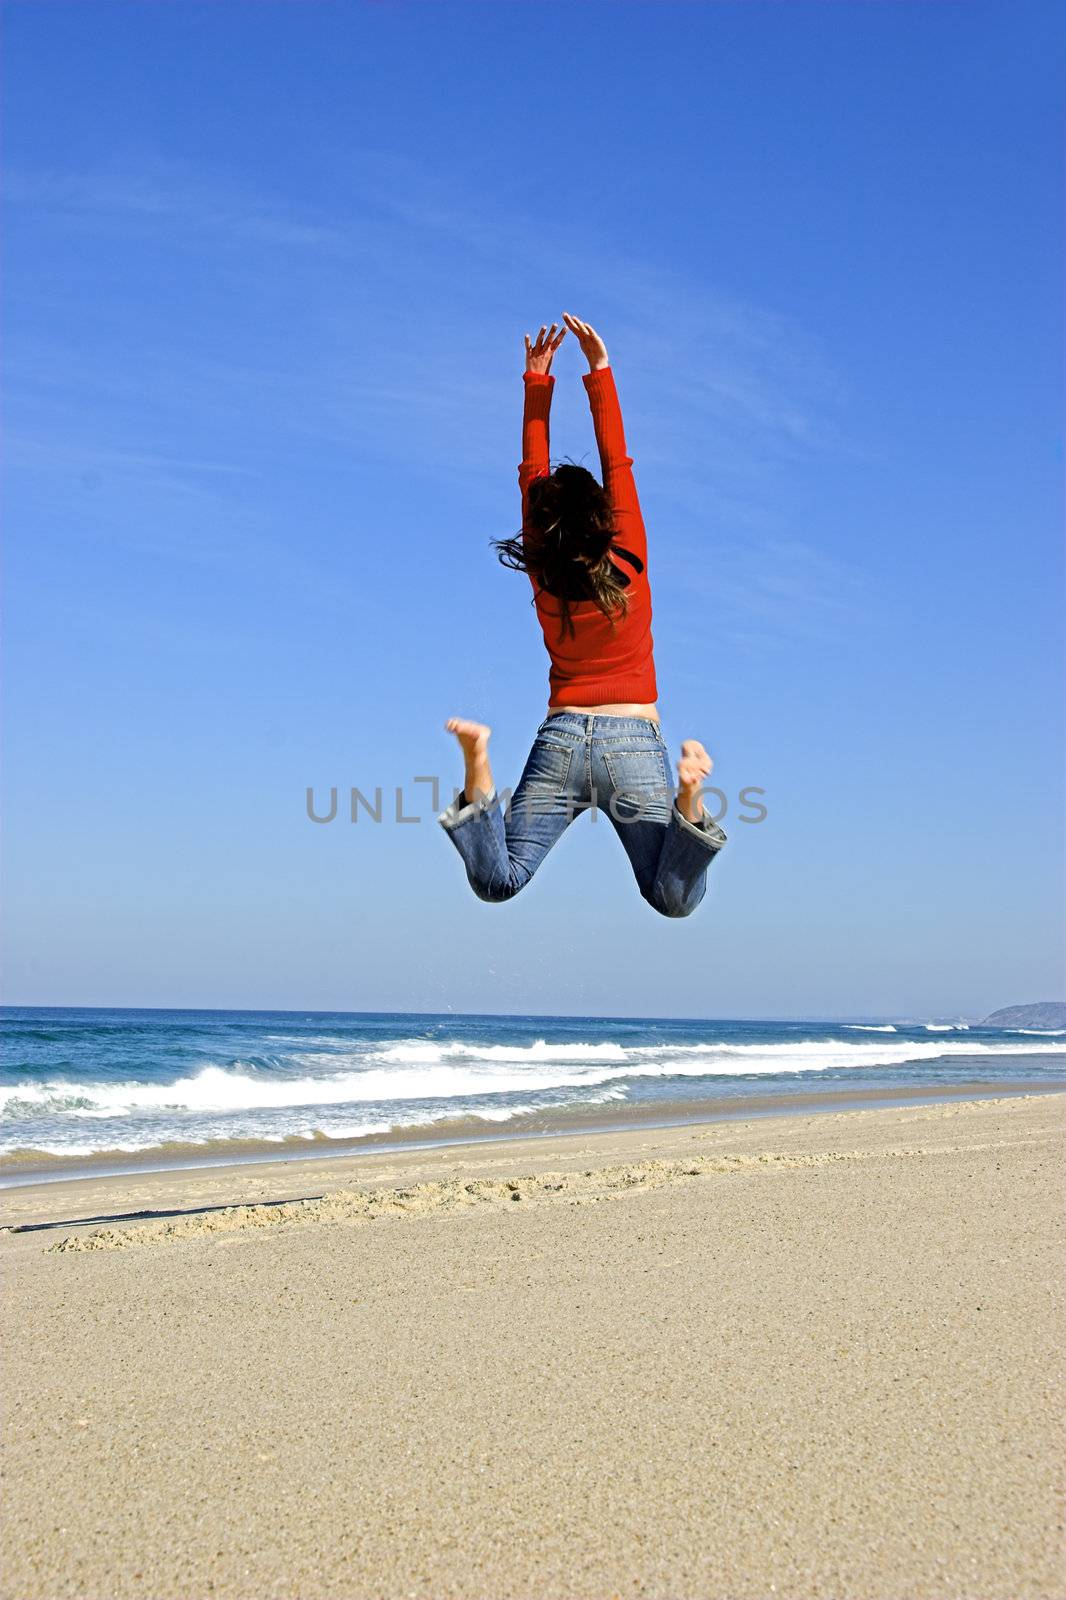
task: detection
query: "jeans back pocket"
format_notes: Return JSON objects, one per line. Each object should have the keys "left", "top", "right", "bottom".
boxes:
{"left": 517, "top": 736, "right": 576, "bottom": 797}
{"left": 601, "top": 746, "right": 673, "bottom": 823}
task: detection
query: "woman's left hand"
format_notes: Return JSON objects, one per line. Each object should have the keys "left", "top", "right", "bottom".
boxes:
{"left": 525, "top": 322, "right": 566, "bottom": 374}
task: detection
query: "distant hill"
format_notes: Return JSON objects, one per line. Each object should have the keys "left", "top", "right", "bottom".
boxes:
{"left": 982, "top": 1001, "right": 1066, "bottom": 1030}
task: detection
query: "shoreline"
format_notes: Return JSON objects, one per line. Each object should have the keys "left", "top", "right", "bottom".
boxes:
{"left": 2, "top": 1088, "right": 1063, "bottom": 1237}
{"left": 2, "top": 1077, "right": 1063, "bottom": 1190}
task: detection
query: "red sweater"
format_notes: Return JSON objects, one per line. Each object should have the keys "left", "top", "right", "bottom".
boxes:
{"left": 519, "top": 366, "right": 657, "bottom": 708}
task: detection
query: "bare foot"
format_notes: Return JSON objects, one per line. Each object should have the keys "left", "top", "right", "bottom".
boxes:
{"left": 676, "top": 739, "right": 713, "bottom": 823}
{"left": 445, "top": 717, "right": 491, "bottom": 752}
{"left": 445, "top": 718, "right": 494, "bottom": 805}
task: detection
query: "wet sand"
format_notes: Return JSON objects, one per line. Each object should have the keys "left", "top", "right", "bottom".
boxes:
{"left": 4, "top": 1076, "right": 1061, "bottom": 1187}
{"left": 2, "top": 1094, "right": 1063, "bottom": 1598}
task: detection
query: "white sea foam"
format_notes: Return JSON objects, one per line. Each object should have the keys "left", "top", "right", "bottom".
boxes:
{"left": 2, "top": 1037, "right": 1062, "bottom": 1130}
{"left": 1011, "top": 1028, "right": 1065, "bottom": 1036}
{"left": 843, "top": 1025, "right": 897, "bottom": 1033}
{"left": 262, "top": 1035, "right": 360, "bottom": 1047}
{"left": 0, "top": 1089, "right": 638, "bottom": 1158}
{"left": 924, "top": 1023, "right": 970, "bottom": 1032}
{"left": 0, "top": 1119, "right": 397, "bottom": 1159}
{"left": 374, "top": 1040, "right": 630, "bottom": 1066}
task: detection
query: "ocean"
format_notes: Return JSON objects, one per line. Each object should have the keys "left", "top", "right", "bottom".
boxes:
{"left": 1, "top": 1007, "right": 1062, "bottom": 1183}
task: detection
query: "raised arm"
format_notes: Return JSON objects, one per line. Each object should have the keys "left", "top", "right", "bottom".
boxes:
{"left": 519, "top": 322, "right": 565, "bottom": 528}
{"left": 582, "top": 365, "right": 647, "bottom": 573}
{"left": 564, "top": 313, "right": 647, "bottom": 573}
{"left": 519, "top": 372, "right": 554, "bottom": 526}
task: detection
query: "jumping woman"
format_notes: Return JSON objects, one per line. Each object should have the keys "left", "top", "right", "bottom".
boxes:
{"left": 439, "top": 312, "right": 727, "bottom": 917}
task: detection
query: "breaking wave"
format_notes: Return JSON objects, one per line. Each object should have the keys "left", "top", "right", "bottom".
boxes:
{"left": 3, "top": 1036, "right": 1062, "bottom": 1125}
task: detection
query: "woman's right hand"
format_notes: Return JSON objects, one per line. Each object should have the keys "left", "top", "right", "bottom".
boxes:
{"left": 562, "top": 312, "right": 609, "bottom": 371}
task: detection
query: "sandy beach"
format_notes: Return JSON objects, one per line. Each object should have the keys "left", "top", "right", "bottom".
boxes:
{"left": 2, "top": 1093, "right": 1063, "bottom": 1599}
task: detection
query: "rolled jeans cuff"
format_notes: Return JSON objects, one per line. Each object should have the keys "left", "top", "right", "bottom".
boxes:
{"left": 672, "top": 802, "right": 727, "bottom": 852}
{"left": 438, "top": 787, "right": 499, "bottom": 831}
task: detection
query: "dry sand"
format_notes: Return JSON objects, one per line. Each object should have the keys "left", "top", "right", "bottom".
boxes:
{"left": 2, "top": 1094, "right": 1063, "bottom": 1599}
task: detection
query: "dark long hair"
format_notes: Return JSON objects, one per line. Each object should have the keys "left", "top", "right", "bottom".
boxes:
{"left": 493, "top": 462, "right": 633, "bottom": 639}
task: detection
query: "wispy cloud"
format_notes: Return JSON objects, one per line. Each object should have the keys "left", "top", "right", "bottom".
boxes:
{"left": 3, "top": 434, "right": 256, "bottom": 481}
{"left": 1, "top": 163, "right": 340, "bottom": 247}
{"left": 667, "top": 534, "right": 871, "bottom": 658}
{"left": 4, "top": 150, "right": 862, "bottom": 647}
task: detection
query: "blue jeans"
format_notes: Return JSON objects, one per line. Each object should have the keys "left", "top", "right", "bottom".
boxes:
{"left": 438, "top": 712, "right": 727, "bottom": 918}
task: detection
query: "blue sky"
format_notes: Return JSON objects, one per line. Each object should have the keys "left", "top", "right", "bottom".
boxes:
{"left": 2, "top": 0, "right": 1062, "bottom": 1019}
